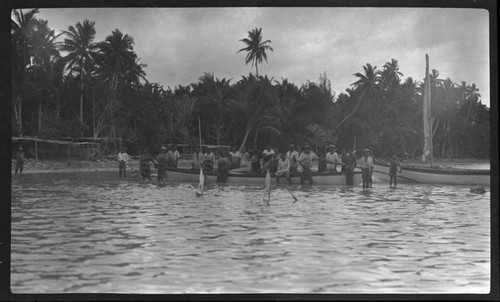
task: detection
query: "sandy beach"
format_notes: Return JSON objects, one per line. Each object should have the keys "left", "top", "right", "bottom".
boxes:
{"left": 11, "top": 158, "right": 141, "bottom": 174}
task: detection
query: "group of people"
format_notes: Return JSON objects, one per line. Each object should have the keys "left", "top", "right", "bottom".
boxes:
{"left": 358, "top": 148, "right": 403, "bottom": 189}
{"left": 117, "top": 142, "right": 403, "bottom": 187}
{"left": 189, "top": 143, "right": 360, "bottom": 185}
{"left": 13, "top": 141, "right": 402, "bottom": 188}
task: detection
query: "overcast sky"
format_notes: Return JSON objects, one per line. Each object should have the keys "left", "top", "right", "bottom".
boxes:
{"left": 34, "top": 7, "right": 490, "bottom": 106}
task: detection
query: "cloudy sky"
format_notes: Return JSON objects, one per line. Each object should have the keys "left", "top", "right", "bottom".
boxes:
{"left": 35, "top": 7, "right": 490, "bottom": 106}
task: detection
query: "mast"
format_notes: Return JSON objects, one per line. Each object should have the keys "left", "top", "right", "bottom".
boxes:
{"left": 423, "top": 54, "right": 434, "bottom": 167}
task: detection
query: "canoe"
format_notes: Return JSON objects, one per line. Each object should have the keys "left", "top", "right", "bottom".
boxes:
{"left": 373, "top": 160, "right": 490, "bottom": 185}
{"left": 165, "top": 167, "right": 362, "bottom": 185}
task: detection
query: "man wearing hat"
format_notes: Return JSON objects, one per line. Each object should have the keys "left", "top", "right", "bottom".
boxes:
{"left": 166, "top": 144, "right": 177, "bottom": 168}
{"left": 286, "top": 144, "right": 299, "bottom": 175}
{"left": 172, "top": 144, "right": 181, "bottom": 168}
{"left": 298, "top": 144, "right": 318, "bottom": 185}
{"left": 344, "top": 150, "right": 357, "bottom": 185}
{"left": 359, "top": 148, "right": 374, "bottom": 189}
{"left": 118, "top": 146, "right": 130, "bottom": 179}
{"left": 15, "top": 146, "right": 27, "bottom": 175}
{"left": 156, "top": 145, "right": 168, "bottom": 182}
{"left": 325, "top": 145, "right": 340, "bottom": 172}
{"left": 368, "top": 149, "right": 376, "bottom": 188}
{"left": 203, "top": 146, "right": 216, "bottom": 172}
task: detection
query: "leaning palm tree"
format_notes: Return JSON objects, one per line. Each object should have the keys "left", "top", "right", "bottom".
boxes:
{"left": 237, "top": 27, "right": 273, "bottom": 76}
{"left": 60, "top": 19, "right": 100, "bottom": 128}
{"left": 332, "top": 63, "right": 381, "bottom": 134}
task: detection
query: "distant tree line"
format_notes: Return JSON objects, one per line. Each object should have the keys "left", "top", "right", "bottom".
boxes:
{"left": 12, "top": 10, "right": 490, "bottom": 159}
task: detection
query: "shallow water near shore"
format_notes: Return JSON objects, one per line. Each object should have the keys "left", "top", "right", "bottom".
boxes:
{"left": 11, "top": 173, "right": 490, "bottom": 293}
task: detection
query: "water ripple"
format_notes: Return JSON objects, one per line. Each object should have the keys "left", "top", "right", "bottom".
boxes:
{"left": 11, "top": 175, "right": 490, "bottom": 293}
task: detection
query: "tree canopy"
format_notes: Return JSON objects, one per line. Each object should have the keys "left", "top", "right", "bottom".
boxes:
{"left": 11, "top": 10, "right": 490, "bottom": 159}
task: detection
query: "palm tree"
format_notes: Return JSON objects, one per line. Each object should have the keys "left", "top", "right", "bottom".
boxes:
{"left": 11, "top": 8, "right": 39, "bottom": 136}
{"left": 381, "top": 58, "right": 403, "bottom": 88}
{"left": 332, "top": 63, "right": 381, "bottom": 133}
{"left": 274, "top": 78, "right": 303, "bottom": 142}
{"left": 192, "top": 73, "right": 234, "bottom": 144}
{"left": 237, "top": 27, "right": 273, "bottom": 76}
{"left": 97, "top": 29, "right": 142, "bottom": 146}
{"left": 27, "top": 19, "right": 63, "bottom": 134}
{"left": 229, "top": 74, "right": 280, "bottom": 149}
{"left": 98, "top": 29, "right": 138, "bottom": 91}
{"left": 60, "top": 19, "right": 100, "bottom": 129}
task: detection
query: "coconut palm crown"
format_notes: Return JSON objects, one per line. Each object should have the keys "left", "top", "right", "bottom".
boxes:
{"left": 237, "top": 27, "right": 274, "bottom": 76}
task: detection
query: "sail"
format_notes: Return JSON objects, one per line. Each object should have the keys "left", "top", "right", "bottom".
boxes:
{"left": 422, "top": 54, "right": 432, "bottom": 162}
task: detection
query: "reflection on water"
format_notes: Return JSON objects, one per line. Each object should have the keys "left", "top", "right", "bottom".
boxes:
{"left": 11, "top": 173, "right": 490, "bottom": 293}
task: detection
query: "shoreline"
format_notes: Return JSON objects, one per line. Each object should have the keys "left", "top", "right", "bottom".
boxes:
{"left": 11, "top": 157, "right": 491, "bottom": 175}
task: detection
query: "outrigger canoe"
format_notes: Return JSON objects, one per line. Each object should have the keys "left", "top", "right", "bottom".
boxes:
{"left": 165, "top": 167, "right": 362, "bottom": 185}
{"left": 373, "top": 160, "right": 490, "bottom": 186}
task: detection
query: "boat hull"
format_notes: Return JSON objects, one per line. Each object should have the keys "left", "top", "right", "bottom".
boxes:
{"left": 373, "top": 161, "right": 490, "bottom": 185}
{"left": 165, "top": 168, "right": 362, "bottom": 186}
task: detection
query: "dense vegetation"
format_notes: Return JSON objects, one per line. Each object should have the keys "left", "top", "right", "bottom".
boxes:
{"left": 12, "top": 9, "right": 490, "bottom": 159}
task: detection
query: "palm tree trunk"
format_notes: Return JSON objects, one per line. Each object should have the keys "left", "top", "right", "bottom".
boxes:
{"left": 332, "top": 89, "right": 367, "bottom": 134}
{"left": 239, "top": 127, "right": 252, "bottom": 150}
{"left": 80, "top": 66, "right": 84, "bottom": 136}
{"left": 465, "top": 99, "right": 473, "bottom": 126}
{"left": 38, "top": 98, "right": 42, "bottom": 134}
{"left": 92, "top": 90, "right": 96, "bottom": 138}
{"left": 14, "top": 95, "right": 21, "bottom": 136}
{"left": 253, "top": 129, "right": 259, "bottom": 144}
{"left": 19, "top": 96, "right": 23, "bottom": 136}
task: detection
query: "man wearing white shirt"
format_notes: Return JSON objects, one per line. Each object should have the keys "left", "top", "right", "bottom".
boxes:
{"left": 276, "top": 153, "right": 292, "bottom": 184}
{"left": 229, "top": 146, "right": 241, "bottom": 169}
{"left": 262, "top": 144, "right": 275, "bottom": 171}
{"left": 118, "top": 147, "right": 130, "bottom": 178}
{"left": 359, "top": 148, "right": 374, "bottom": 189}
{"left": 286, "top": 144, "right": 299, "bottom": 174}
{"left": 173, "top": 144, "right": 181, "bottom": 168}
{"left": 326, "top": 145, "right": 340, "bottom": 172}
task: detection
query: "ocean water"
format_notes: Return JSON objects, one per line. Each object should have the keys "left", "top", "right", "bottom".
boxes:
{"left": 11, "top": 172, "right": 490, "bottom": 293}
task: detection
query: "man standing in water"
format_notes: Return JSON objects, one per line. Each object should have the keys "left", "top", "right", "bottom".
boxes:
{"left": 359, "top": 149, "right": 374, "bottom": 189}
{"left": 250, "top": 145, "right": 262, "bottom": 173}
{"left": 14, "top": 146, "right": 27, "bottom": 175}
{"left": 389, "top": 155, "right": 403, "bottom": 187}
{"left": 262, "top": 144, "right": 275, "bottom": 172}
{"left": 286, "top": 144, "right": 299, "bottom": 175}
{"left": 216, "top": 149, "right": 231, "bottom": 183}
{"left": 345, "top": 150, "right": 357, "bottom": 185}
{"left": 368, "top": 149, "right": 375, "bottom": 188}
{"left": 298, "top": 145, "right": 317, "bottom": 185}
{"left": 118, "top": 147, "right": 130, "bottom": 179}
{"left": 157, "top": 146, "right": 168, "bottom": 182}
{"left": 139, "top": 148, "right": 157, "bottom": 182}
